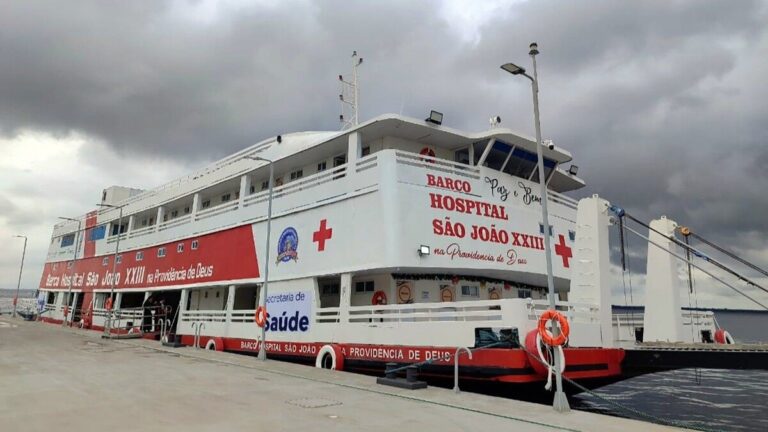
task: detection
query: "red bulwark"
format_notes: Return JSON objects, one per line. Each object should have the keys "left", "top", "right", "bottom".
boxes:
{"left": 39, "top": 224, "right": 259, "bottom": 291}
{"left": 83, "top": 210, "right": 98, "bottom": 258}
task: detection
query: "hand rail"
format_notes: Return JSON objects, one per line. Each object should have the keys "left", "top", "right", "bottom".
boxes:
{"left": 453, "top": 347, "right": 473, "bottom": 393}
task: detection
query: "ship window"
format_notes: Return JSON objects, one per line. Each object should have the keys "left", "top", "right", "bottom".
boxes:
{"left": 191, "top": 240, "right": 199, "bottom": 250}
{"left": 90, "top": 225, "right": 106, "bottom": 241}
{"left": 361, "top": 146, "right": 370, "bottom": 156}
{"left": 157, "top": 247, "right": 166, "bottom": 258}
{"left": 355, "top": 281, "right": 374, "bottom": 293}
{"left": 177, "top": 243, "right": 184, "bottom": 253}
{"left": 483, "top": 141, "right": 512, "bottom": 171}
{"left": 184, "top": 206, "right": 190, "bottom": 214}
{"left": 202, "top": 200, "right": 211, "bottom": 209}
{"left": 317, "top": 161, "right": 327, "bottom": 172}
{"left": 539, "top": 224, "right": 553, "bottom": 236}
{"left": 290, "top": 169, "right": 303, "bottom": 180}
{"left": 221, "top": 193, "right": 231, "bottom": 202}
{"left": 461, "top": 285, "right": 479, "bottom": 297}
{"left": 171, "top": 210, "right": 179, "bottom": 218}
{"left": 141, "top": 219, "right": 148, "bottom": 227}
{"left": 517, "top": 289, "right": 532, "bottom": 299}
{"left": 249, "top": 185, "right": 256, "bottom": 194}
{"left": 136, "top": 251, "right": 143, "bottom": 261}
{"left": 261, "top": 181, "right": 269, "bottom": 191}
{"left": 333, "top": 155, "right": 346, "bottom": 167}
{"left": 61, "top": 234, "right": 75, "bottom": 247}
{"left": 149, "top": 217, "right": 154, "bottom": 225}
{"left": 102, "top": 257, "right": 109, "bottom": 266}
{"left": 67, "top": 261, "right": 73, "bottom": 269}
{"left": 321, "top": 283, "right": 340, "bottom": 295}
{"left": 116, "top": 255, "right": 122, "bottom": 264}
{"left": 455, "top": 148, "right": 470, "bottom": 165}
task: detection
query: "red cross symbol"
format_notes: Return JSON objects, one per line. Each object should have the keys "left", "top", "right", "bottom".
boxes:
{"left": 554, "top": 234, "right": 572, "bottom": 268}
{"left": 312, "top": 219, "right": 333, "bottom": 252}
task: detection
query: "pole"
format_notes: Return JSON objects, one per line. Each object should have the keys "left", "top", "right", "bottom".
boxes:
{"left": 258, "top": 160, "right": 274, "bottom": 361}
{"left": 102, "top": 205, "right": 124, "bottom": 335}
{"left": 12, "top": 236, "right": 27, "bottom": 318}
{"left": 63, "top": 220, "right": 82, "bottom": 326}
{"left": 529, "top": 42, "right": 569, "bottom": 412}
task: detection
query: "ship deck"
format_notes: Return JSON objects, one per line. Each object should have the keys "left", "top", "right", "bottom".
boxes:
{"left": 0, "top": 316, "right": 688, "bottom": 432}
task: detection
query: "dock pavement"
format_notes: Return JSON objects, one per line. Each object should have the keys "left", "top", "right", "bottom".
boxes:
{"left": 0, "top": 316, "right": 689, "bottom": 432}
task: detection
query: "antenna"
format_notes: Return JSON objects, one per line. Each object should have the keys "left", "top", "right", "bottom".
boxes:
{"left": 339, "top": 51, "right": 363, "bottom": 130}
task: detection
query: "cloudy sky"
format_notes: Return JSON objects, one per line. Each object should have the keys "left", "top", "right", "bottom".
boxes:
{"left": 1, "top": 0, "right": 766, "bottom": 309}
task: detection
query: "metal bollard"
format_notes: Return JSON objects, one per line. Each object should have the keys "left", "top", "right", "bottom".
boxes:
{"left": 405, "top": 365, "right": 419, "bottom": 383}
{"left": 453, "top": 347, "right": 473, "bottom": 393}
{"left": 384, "top": 363, "right": 398, "bottom": 379}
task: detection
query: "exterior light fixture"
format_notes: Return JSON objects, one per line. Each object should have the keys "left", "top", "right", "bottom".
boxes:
{"left": 418, "top": 245, "right": 431, "bottom": 256}
{"left": 500, "top": 63, "right": 526, "bottom": 75}
{"left": 568, "top": 165, "right": 579, "bottom": 176}
{"left": 425, "top": 110, "right": 443, "bottom": 125}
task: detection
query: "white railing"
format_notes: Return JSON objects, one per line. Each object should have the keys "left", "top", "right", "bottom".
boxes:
{"left": 106, "top": 232, "right": 128, "bottom": 244}
{"left": 315, "top": 307, "right": 341, "bottom": 323}
{"left": 180, "top": 310, "right": 228, "bottom": 323}
{"left": 355, "top": 154, "right": 378, "bottom": 173}
{"left": 347, "top": 300, "right": 504, "bottom": 323}
{"left": 525, "top": 299, "right": 601, "bottom": 324}
{"left": 128, "top": 224, "right": 156, "bottom": 239}
{"left": 157, "top": 214, "right": 192, "bottom": 232}
{"left": 548, "top": 190, "right": 578, "bottom": 210}
{"left": 395, "top": 151, "right": 481, "bottom": 180}
{"left": 195, "top": 200, "right": 239, "bottom": 222}
{"left": 242, "top": 164, "right": 349, "bottom": 208}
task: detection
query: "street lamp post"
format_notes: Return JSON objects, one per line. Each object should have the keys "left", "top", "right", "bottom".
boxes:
{"left": 501, "top": 42, "right": 570, "bottom": 412}
{"left": 97, "top": 203, "right": 125, "bottom": 336}
{"left": 245, "top": 155, "right": 274, "bottom": 361}
{"left": 12, "top": 235, "right": 28, "bottom": 318}
{"left": 58, "top": 217, "right": 83, "bottom": 326}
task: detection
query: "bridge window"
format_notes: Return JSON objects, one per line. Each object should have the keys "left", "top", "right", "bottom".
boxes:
{"left": 355, "top": 281, "right": 374, "bottom": 293}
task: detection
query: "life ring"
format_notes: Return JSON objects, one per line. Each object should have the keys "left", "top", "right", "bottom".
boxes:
{"left": 371, "top": 290, "right": 388, "bottom": 305}
{"left": 537, "top": 310, "right": 570, "bottom": 346}
{"left": 205, "top": 337, "right": 225, "bottom": 352}
{"left": 315, "top": 344, "right": 345, "bottom": 371}
{"left": 524, "top": 330, "right": 549, "bottom": 376}
{"left": 525, "top": 330, "right": 565, "bottom": 390}
{"left": 105, "top": 297, "right": 113, "bottom": 311}
{"left": 419, "top": 147, "right": 436, "bottom": 162}
{"left": 255, "top": 306, "right": 268, "bottom": 327}
{"left": 714, "top": 329, "right": 734, "bottom": 344}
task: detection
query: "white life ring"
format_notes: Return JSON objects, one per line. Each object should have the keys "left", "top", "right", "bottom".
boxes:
{"left": 315, "top": 344, "right": 345, "bottom": 371}
{"left": 205, "top": 337, "right": 225, "bottom": 351}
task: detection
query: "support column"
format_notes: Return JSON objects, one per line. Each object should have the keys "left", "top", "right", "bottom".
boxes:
{"left": 339, "top": 273, "right": 352, "bottom": 324}
{"left": 643, "top": 216, "right": 684, "bottom": 342}
{"left": 191, "top": 193, "right": 200, "bottom": 221}
{"left": 239, "top": 175, "right": 251, "bottom": 207}
{"left": 347, "top": 132, "right": 361, "bottom": 166}
{"left": 155, "top": 206, "right": 165, "bottom": 232}
{"left": 127, "top": 215, "right": 135, "bottom": 234}
{"left": 180, "top": 289, "right": 189, "bottom": 312}
{"left": 569, "top": 195, "right": 614, "bottom": 348}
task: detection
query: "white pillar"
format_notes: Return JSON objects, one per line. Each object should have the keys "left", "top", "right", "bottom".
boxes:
{"left": 569, "top": 195, "right": 614, "bottom": 348}
{"left": 155, "top": 207, "right": 166, "bottom": 231}
{"left": 127, "top": 215, "right": 135, "bottom": 233}
{"left": 339, "top": 273, "right": 352, "bottom": 323}
{"left": 239, "top": 175, "right": 251, "bottom": 207}
{"left": 180, "top": 289, "right": 189, "bottom": 312}
{"left": 347, "top": 132, "right": 361, "bottom": 166}
{"left": 191, "top": 193, "right": 201, "bottom": 220}
{"left": 643, "top": 216, "right": 684, "bottom": 343}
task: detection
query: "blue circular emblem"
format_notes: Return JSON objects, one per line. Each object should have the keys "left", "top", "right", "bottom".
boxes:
{"left": 276, "top": 227, "right": 299, "bottom": 264}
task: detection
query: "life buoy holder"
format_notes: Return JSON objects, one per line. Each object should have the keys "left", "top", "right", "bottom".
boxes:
{"left": 255, "top": 306, "right": 267, "bottom": 328}
{"left": 419, "top": 147, "right": 436, "bottom": 162}
{"left": 714, "top": 329, "right": 734, "bottom": 344}
{"left": 371, "top": 290, "right": 388, "bottom": 305}
{"left": 315, "top": 344, "right": 345, "bottom": 371}
{"left": 537, "top": 310, "right": 570, "bottom": 346}
{"left": 105, "top": 297, "right": 113, "bottom": 311}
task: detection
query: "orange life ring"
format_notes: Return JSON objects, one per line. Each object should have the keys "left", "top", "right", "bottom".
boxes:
{"left": 714, "top": 329, "right": 734, "bottom": 344}
{"left": 537, "top": 310, "right": 570, "bottom": 346}
{"left": 255, "top": 306, "right": 267, "bottom": 327}
{"left": 371, "top": 290, "right": 388, "bottom": 305}
{"left": 105, "top": 297, "right": 113, "bottom": 311}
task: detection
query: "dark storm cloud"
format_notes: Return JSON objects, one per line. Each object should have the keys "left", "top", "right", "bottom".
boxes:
{"left": 0, "top": 0, "right": 767, "bottom": 301}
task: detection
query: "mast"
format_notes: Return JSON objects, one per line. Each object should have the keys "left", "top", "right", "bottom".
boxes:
{"left": 339, "top": 51, "right": 363, "bottom": 130}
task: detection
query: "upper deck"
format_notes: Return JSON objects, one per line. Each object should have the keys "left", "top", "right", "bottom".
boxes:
{"left": 41, "top": 114, "right": 583, "bottom": 291}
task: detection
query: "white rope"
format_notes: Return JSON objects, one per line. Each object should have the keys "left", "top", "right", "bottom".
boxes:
{"left": 535, "top": 333, "right": 565, "bottom": 391}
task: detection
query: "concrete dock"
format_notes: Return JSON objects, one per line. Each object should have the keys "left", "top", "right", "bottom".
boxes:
{"left": 0, "top": 316, "right": 687, "bottom": 432}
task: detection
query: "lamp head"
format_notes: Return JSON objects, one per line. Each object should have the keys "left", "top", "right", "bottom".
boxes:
{"left": 529, "top": 42, "right": 539, "bottom": 56}
{"left": 500, "top": 63, "right": 526, "bottom": 75}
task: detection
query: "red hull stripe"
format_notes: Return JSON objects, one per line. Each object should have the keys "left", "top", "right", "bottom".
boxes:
{"left": 39, "top": 225, "right": 259, "bottom": 291}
